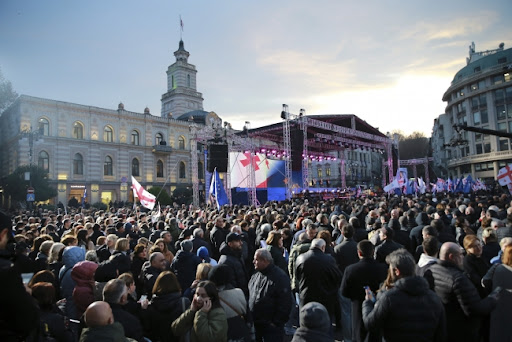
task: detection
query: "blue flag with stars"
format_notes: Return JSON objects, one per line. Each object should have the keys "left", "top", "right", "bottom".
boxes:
{"left": 209, "top": 168, "right": 228, "bottom": 210}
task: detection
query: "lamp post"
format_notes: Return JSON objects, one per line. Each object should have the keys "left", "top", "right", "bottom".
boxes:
{"left": 22, "top": 119, "right": 45, "bottom": 209}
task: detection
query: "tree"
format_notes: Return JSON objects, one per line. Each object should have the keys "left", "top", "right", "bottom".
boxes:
{"left": 392, "top": 130, "right": 431, "bottom": 160}
{"left": 172, "top": 186, "right": 193, "bottom": 205}
{"left": 0, "top": 67, "right": 18, "bottom": 113}
{"left": 147, "top": 186, "right": 173, "bottom": 206}
{"left": 2, "top": 165, "right": 57, "bottom": 203}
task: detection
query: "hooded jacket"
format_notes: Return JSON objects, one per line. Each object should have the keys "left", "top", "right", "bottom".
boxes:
{"left": 144, "top": 291, "right": 188, "bottom": 342}
{"left": 59, "top": 246, "right": 86, "bottom": 299}
{"left": 218, "top": 242, "right": 249, "bottom": 295}
{"left": 291, "top": 302, "right": 333, "bottom": 342}
{"left": 363, "top": 276, "right": 446, "bottom": 342}
{"left": 71, "top": 260, "right": 98, "bottom": 316}
{"left": 171, "top": 249, "right": 201, "bottom": 293}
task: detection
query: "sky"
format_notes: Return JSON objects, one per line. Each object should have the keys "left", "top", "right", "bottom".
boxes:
{"left": 1, "top": 1, "right": 511, "bottom": 137}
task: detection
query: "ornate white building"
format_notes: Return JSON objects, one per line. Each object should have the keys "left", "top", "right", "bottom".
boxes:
{"left": 0, "top": 40, "right": 221, "bottom": 207}
{"left": 432, "top": 42, "right": 512, "bottom": 181}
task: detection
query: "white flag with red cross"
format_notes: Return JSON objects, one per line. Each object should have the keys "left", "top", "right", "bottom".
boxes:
{"left": 131, "top": 176, "right": 156, "bottom": 210}
{"left": 497, "top": 164, "right": 512, "bottom": 186}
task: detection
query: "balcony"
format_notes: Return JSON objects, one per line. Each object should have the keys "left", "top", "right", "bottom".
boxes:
{"left": 447, "top": 150, "right": 512, "bottom": 167}
{"left": 152, "top": 145, "right": 173, "bottom": 154}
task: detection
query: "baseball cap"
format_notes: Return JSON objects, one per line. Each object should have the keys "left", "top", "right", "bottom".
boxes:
{"left": 226, "top": 232, "right": 241, "bottom": 243}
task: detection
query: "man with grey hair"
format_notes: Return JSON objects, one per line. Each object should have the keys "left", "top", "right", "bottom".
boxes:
{"left": 249, "top": 248, "right": 292, "bottom": 342}
{"left": 296, "top": 238, "right": 342, "bottom": 325}
{"left": 103, "top": 279, "right": 144, "bottom": 342}
{"left": 191, "top": 227, "right": 212, "bottom": 255}
{"left": 363, "top": 249, "right": 446, "bottom": 341}
{"left": 97, "top": 234, "right": 118, "bottom": 262}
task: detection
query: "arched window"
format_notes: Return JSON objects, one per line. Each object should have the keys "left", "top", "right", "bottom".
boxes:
{"left": 157, "top": 160, "right": 164, "bottom": 178}
{"left": 104, "top": 156, "right": 113, "bottom": 176}
{"left": 73, "top": 153, "right": 83, "bottom": 175}
{"left": 131, "top": 130, "right": 140, "bottom": 145}
{"left": 73, "top": 122, "right": 84, "bottom": 139}
{"left": 198, "top": 161, "right": 204, "bottom": 179}
{"left": 132, "top": 158, "right": 140, "bottom": 177}
{"left": 38, "top": 118, "right": 49, "bottom": 136}
{"left": 178, "top": 136, "right": 185, "bottom": 150}
{"left": 172, "top": 75, "right": 176, "bottom": 89}
{"left": 155, "top": 133, "right": 164, "bottom": 145}
{"left": 179, "top": 161, "right": 186, "bottom": 179}
{"left": 104, "top": 126, "right": 113, "bottom": 142}
{"left": 187, "top": 74, "right": 191, "bottom": 87}
{"left": 38, "top": 151, "right": 49, "bottom": 172}
{"left": 326, "top": 165, "right": 331, "bottom": 177}
{"left": 317, "top": 167, "right": 323, "bottom": 178}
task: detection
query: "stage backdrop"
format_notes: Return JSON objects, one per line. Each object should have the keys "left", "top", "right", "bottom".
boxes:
{"left": 230, "top": 152, "right": 286, "bottom": 201}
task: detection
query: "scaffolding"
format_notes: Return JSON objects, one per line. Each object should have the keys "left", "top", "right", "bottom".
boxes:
{"left": 281, "top": 104, "right": 293, "bottom": 200}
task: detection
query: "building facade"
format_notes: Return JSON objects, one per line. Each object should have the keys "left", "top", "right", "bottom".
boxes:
{"left": 432, "top": 42, "right": 512, "bottom": 181}
{"left": 0, "top": 40, "right": 220, "bottom": 207}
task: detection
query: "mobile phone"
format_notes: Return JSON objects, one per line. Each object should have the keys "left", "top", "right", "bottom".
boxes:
{"left": 21, "top": 273, "right": 34, "bottom": 285}
{"left": 140, "top": 295, "right": 147, "bottom": 302}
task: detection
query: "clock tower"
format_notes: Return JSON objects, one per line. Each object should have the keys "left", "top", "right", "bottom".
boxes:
{"left": 160, "top": 40, "right": 204, "bottom": 118}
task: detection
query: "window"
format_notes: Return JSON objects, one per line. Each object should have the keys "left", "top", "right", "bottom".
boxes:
{"left": 484, "top": 143, "right": 491, "bottom": 153}
{"left": 317, "top": 167, "right": 323, "bottom": 178}
{"left": 39, "top": 118, "right": 49, "bottom": 136}
{"left": 131, "top": 130, "right": 139, "bottom": 145}
{"left": 474, "top": 66, "right": 481, "bottom": 73}
{"left": 157, "top": 160, "right": 164, "bottom": 178}
{"left": 505, "top": 73, "right": 511, "bottom": 83}
{"left": 493, "top": 74, "right": 505, "bottom": 85}
{"left": 132, "top": 158, "right": 140, "bottom": 177}
{"left": 73, "top": 153, "right": 83, "bottom": 175}
{"left": 497, "top": 105, "right": 506, "bottom": 120}
{"left": 500, "top": 139, "right": 509, "bottom": 151}
{"left": 498, "top": 122, "right": 507, "bottom": 132}
{"left": 178, "top": 136, "right": 185, "bottom": 150}
{"left": 198, "top": 162, "right": 204, "bottom": 179}
{"left": 326, "top": 165, "right": 331, "bottom": 177}
{"left": 481, "top": 110, "right": 488, "bottom": 124}
{"left": 498, "top": 57, "right": 508, "bottom": 64}
{"left": 476, "top": 144, "right": 483, "bottom": 154}
{"left": 458, "top": 89, "right": 464, "bottom": 97}
{"left": 38, "top": 151, "right": 49, "bottom": 172}
{"left": 475, "top": 164, "right": 481, "bottom": 171}
{"left": 172, "top": 75, "right": 176, "bottom": 89}
{"left": 187, "top": 74, "right": 191, "bottom": 87}
{"left": 73, "top": 122, "right": 84, "bottom": 139}
{"left": 104, "top": 156, "right": 113, "bottom": 176}
{"left": 470, "top": 83, "right": 478, "bottom": 91}
{"left": 179, "top": 161, "right": 186, "bottom": 179}
{"left": 473, "top": 112, "right": 481, "bottom": 125}
{"left": 495, "top": 89, "right": 505, "bottom": 104}
{"left": 104, "top": 126, "right": 113, "bottom": 142}
{"left": 155, "top": 133, "right": 164, "bottom": 145}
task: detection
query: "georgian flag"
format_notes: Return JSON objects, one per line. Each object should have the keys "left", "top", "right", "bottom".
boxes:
{"left": 131, "top": 176, "right": 156, "bottom": 210}
{"left": 497, "top": 164, "right": 512, "bottom": 186}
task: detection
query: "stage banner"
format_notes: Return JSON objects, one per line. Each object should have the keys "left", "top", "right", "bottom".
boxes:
{"left": 230, "top": 152, "right": 285, "bottom": 188}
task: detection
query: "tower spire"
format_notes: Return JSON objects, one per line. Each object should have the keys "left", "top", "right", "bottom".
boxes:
{"left": 179, "top": 15, "right": 184, "bottom": 40}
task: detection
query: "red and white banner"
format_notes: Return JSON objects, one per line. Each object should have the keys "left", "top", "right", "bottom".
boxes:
{"left": 131, "top": 176, "right": 156, "bottom": 210}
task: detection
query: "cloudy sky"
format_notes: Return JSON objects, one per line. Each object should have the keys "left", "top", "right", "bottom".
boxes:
{"left": 1, "top": 0, "right": 511, "bottom": 136}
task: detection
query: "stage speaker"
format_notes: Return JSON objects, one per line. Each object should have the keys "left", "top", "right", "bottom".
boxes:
{"left": 291, "top": 130, "right": 304, "bottom": 171}
{"left": 208, "top": 144, "right": 228, "bottom": 172}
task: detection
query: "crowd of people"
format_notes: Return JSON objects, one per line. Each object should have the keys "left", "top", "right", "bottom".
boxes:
{"left": 1, "top": 190, "right": 512, "bottom": 342}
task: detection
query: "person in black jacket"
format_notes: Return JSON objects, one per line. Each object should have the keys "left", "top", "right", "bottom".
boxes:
{"left": 291, "top": 302, "right": 333, "bottom": 342}
{"left": 430, "top": 242, "right": 499, "bottom": 342}
{"left": 170, "top": 240, "right": 201, "bottom": 294}
{"left": 0, "top": 211, "right": 39, "bottom": 341}
{"left": 374, "top": 227, "right": 402, "bottom": 263}
{"left": 249, "top": 248, "right": 292, "bottom": 342}
{"left": 218, "top": 232, "right": 250, "bottom": 296}
{"left": 210, "top": 216, "right": 228, "bottom": 260}
{"left": 362, "top": 249, "right": 446, "bottom": 342}
{"left": 296, "top": 238, "right": 342, "bottom": 324}
{"left": 341, "top": 240, "right": 387, "bottom": 342}
{"left": 103, "top": 278, "right": 145, "bottom": 342}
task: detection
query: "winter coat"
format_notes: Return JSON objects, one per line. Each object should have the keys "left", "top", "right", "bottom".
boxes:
{"left": 219, "top": 287, "right": 247, "bottom": 319}
{"left": 362, "top": 276, "right": 446, "bottom": 342}
{"left": 109, "top": 302, "right": 145, "bottom": 342}
{"left": 333, "top": 237, "right": 358, "bottom": 275}
{"left": 171, "top": 250, "right": 201, "bottom": 293}
{"left": 295, "top": 247, "right": 342, "bottom": 318}
{"left": 288, "top": 241, "right": 311, "bottom": 292}
{"left": 374, "top": 239, "right": 403, "bottom": 263}
{"left": 218, "top": 243, "right": 249, "bottom": 295}
{"left": 143, "top": 291, "right": 189, "bottom": 342}
{"left": 249, "top": 263, "right": 292, "bottom": 327}
{"left": 140, "top": 262, "right": 162, "bottom": 296}
{"left": 489, "top": 263, "right": 512, "bottom": 342}
{"left": 171, "top": 307, "right": 228, "bottom": 342}
{"left": 39, "top": 308, "right": 75, "bottom": 342}
{"left": 340, "top": 257, "right": 387, "bottom": 342}
{"left": 430, "top": 260, "right": 497, "bottom": 342}
{"left": 210, "top": 226, "right": 228, "bottom": 260}
{"left": 463, "top": 253, "right": 489, "bottom": 298}
{"left": 79, "top": 321, "right": 128, "bottom": 342}
{"left": 71, "top": 260, "right": 98, "bottom": 316}
{"left": 267, "top": 245, "right": 288, "bottom": 275}
{"left": 291, "top": 301, "right": 334, "bottom": 342}
{"left": 0, "top": 250, "right": 39, "bottom": 341}
{"left": 59, "top": 246, "right": 85, "bottom": 319}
